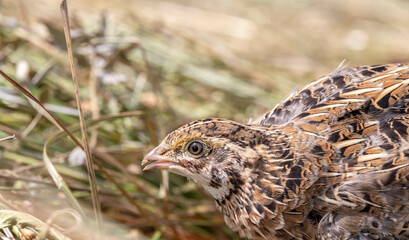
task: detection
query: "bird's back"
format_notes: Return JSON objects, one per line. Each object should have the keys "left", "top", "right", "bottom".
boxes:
{"left": 258, "top": 63, "right": 409, "bottom": 239}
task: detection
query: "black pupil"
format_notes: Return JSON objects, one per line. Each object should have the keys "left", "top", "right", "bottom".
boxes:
{"left": 190, "top": 142, "right": 202, "bottom": 154}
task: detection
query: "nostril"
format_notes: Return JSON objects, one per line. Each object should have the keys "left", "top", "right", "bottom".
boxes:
{"left": 154, "top": 145, "right": 170, "bottom": 155}
{"left": 141, "top": 145, "right": 170, "bottom": 165}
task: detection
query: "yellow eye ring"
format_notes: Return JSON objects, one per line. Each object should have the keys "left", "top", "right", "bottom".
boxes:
{"left": 187, "top": 141, "right": 205, "bottom": 156}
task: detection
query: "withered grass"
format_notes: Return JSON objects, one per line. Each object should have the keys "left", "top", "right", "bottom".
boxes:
{"left": 0, "top": 0, "right": 409, "bottom": 239}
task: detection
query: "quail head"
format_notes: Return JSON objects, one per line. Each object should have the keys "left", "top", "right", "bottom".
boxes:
{"left": 143, "top": 63, "right": 409, "bottom": 240}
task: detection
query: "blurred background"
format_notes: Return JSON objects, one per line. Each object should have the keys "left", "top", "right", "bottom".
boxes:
{"left": 0, "top": 0, "right": 409, "bottom": 239}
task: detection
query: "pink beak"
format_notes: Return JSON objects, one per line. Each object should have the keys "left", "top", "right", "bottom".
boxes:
{"left": 142, "top": 145, "right": 175, "bottom": 171}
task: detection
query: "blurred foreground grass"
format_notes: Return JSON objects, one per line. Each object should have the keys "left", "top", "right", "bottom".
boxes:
{"left": 0, "top": 0, "right": 409, "bottom": 239}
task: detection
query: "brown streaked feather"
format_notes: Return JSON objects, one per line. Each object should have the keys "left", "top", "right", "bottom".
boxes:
{"left": 257, "top": 64, "right": 409, "bottom": 126}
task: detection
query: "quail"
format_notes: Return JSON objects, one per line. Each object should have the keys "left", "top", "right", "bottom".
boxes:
{"left": 142, "top": 63, "right": 409, "bottom": 239}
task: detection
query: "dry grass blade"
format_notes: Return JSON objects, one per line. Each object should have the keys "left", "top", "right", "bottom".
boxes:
{"left": 42, "top": 137, "right": 87, "bottom": 219}
{"left": 0, "top": 71, "right": 68, "bottom": 133}
{"left": 59, "top": 0, "right": 103, "bottom": 234}
{"left": 0, "top": 135, "right": 15, "bottom": 142}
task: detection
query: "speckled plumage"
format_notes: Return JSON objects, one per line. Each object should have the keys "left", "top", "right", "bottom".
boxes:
{"left": 142, "top": 63, "right": 409, "bottom": 239}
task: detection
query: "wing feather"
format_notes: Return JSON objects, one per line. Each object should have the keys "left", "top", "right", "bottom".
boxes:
{"left": 256, "top": 64, "right": 409, "bottom": 126}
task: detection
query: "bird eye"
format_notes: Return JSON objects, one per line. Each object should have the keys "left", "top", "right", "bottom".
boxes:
{"left": 187, "top": 141, "right": 205, "bottom": 156}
